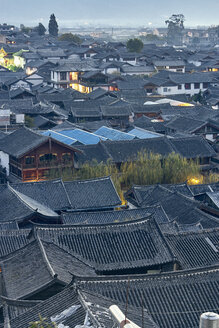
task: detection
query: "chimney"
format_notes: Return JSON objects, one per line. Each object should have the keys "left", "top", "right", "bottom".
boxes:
{"left": 109, "top": 305, "right": 141, "bottom": 328}
{"left": 200, "top": 312, "right": 219, "bottom": 328}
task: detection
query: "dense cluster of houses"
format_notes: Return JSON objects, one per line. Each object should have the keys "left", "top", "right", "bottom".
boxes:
{"left": 0, "top": 24, "right": 218, "bottom": 328}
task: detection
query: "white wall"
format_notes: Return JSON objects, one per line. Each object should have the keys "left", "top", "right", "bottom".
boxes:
{"left": 0, "top": 151, "right": 9, "bottom": 175}
{"left": 16, "top": 114, "right": 25, "bottom": 123}
{"left": 120, "top": 58, "right": 137, "bottom": 65}
{"left": 51, "top": 71, "right": 58, "bottom": 82}
{"left": 68, "top": 54, "right": 81, "bottom": 60}
{"left": 10, "top": 80, "right": 30, "bottom": 91}
{"left": 188, "top": 60, "right": 202, "bottom": 67}
{"left": 105, "top": 68, "right": 120, "bottom": 74}
{"left": 157, "top": 83, "right": 208, "bottom": 96}
{"left": 206, "top": 134, "right": 215, "bottom": 142}
{"left": 51, "top": 71, "right": 70, "bottom": 83}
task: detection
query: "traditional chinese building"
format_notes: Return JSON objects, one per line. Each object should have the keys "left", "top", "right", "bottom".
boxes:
{"left": 0, "top": 127, "right": 80, "bottom": 182}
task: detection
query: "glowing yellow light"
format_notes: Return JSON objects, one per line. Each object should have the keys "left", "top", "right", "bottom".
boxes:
{"left": 178, "top": 103, "right": 194, "bottom": 107}
{"left": 187, "top": 177, "right": 200, "bottom": 185}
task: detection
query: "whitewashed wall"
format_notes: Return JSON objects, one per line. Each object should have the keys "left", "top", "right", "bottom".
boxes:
{"left": 0, "top": 151, "right": 9, "bottom": 175}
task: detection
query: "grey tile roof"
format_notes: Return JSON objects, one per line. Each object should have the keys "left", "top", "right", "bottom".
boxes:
{"left": 134, "top": 115, "right": 167, "bottom": 133}
{"left": 132, "top": 103, "right": 171, "bottom": 114}
{"left": 102, "top": 137, "right": 174, "bottom": 163}
{"left": 116, "top": 79, "right": 146, "bottom": 90}
{"left": 0, "top": 221, "right": 18, "bottom": 231}
{"left": 71, "top": 107, "right": 102, "bottom": 119}
{"left": 75, "top": 142, "right": 112, "bottom": 165}
{"left": 0, "top": 130, "right": 6, "bottom": 140}
{"left": 6, "top": 286, "right": 158, "bottom": 328}
{"left": 206, "top": 192, "right": 219, "bottom": 209}
{"left": 139, "top": 185, "right": 219, "bottom": 230}
{"left": 165, "top": 228, "right": 219, "bottom": 269}
{"left": 12, "top": 176, "right": 121, "bottom": 211}
{"left": 0, "top": 238, "right": 96, "bottom": 300}
{"left": 0, "top": 127, "right": 48, "bottom": 158}
{"left": 153, "top": 60, "right": 185, "bottom": 67}
{"left": 189, "top": 183, "right": 219, "bottom": 196}
{"left": 169, "top": 135, "right": 216, "bottom": 158}
{"left": 32, "top": 115, "right": 56, "bottom": 129}
{"left": 0, "top": 99, "right": 33, "bottom": 111}
{"left": 101, "top": 105, "right": 132, "bottom": 117}
{"left": 36, "top": 217, "right": 174, "bottom": 274}
{"left": 0, "top": 240, "right": 54, "bottom": 299}
{"left": 169, "top": 72, "right": 214, "bottom": 84}
{"left": 71, "top": 120, "right": 111, "bottom": 133}
{"left": 144, "top": 71, "right": 216, "bottom": 87}
{"left": 0, "top": 185, "right": 58, "bottom": 223}
{"left": 163, "top": 183, "right": 194, "bottom": 197}
{"left": 79, "top": 266, "right": 219, "bottom": 328}
{"left": 76, "top": 135, "right": 216, "bottom": 165}
{"left": 63, "top": 176, "right": 121, "bottom": 210}
{"left": 161, "top": 105, "right": 218, "bottom": 122}
{"left": 1, "top": 297, "right": 42, "bottom": 322}
{"left": 62, "top": 207, "right": 154, "bottom": 225}
{"left": 165, "top": 116, "right": 205, "bottom": 133}
{"left": 7, "top": 287, "right": 86, "bottom": 328}
{"left": 11, "top": 179, "right": 71, "bottom": 211}
{"left": 80, "top": 290, "right": 159, "bottom": 328}
{"left": 119, "top": 89, "right": 147, "bottom": 104}
{"left": 0, "top": 229, "right": 31, "bottom": 258}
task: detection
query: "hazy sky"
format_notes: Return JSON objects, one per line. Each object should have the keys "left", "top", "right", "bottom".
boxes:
{"left": 1, "top": 0, "right": 219, "bottom": 27}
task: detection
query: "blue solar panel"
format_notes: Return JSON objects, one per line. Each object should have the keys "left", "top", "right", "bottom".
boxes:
{"left": 95, "top": 126, "right": 135, "bottom": 141}
{"left": 129, "top": 128, "right": 160, "bottom": 139}
{"left": 41, "top": 130, "right": 78, "bottom": 145}
{"left": 59, "top": 129, "right": 106, "bottom": 145}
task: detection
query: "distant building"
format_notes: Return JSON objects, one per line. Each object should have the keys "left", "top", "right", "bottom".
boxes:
{"left": 0, "top": 23, "right": 15, "bottom": 32}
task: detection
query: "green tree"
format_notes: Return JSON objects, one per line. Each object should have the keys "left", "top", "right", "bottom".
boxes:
{"left": 140, "top": 34, "right": 161, "bottom": 42}
{"left": 126, "top": 38, "right": 143, "bottom": 53}
{"left": 162, "top": 153, "right": 200, "bottom": 184}
{"left": 192, "top": 90, "right": 205, "bottom": 104}
{"left": 48, "top": 14, "right": 58, "bottom": 37}
{"left": 47, "top": 151, "right": 202, "bottom": 201}
{"left": 25, "top": 115, "right": 34, "bottom": 128}
{"left": 29, "top": 315, "right": 57, "bottom": 328}
{"left": 36, "top": 23, "right": 46, "bottom": 36}
{"left": 8, "top": 64, "right": 21, "bottom": 72}
{"left": 165, "top": 14, "right": 185, "bottom": 46}
{"left": 20, "top": 24, "right": 32, "bottom": 34}
{"left": 58, "top": 33, "right": 81, "bottom": 44}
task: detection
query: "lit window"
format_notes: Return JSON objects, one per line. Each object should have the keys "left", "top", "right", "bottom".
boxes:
{"left": 39, "top": 153, "right": 57, "bottom": 162}
{"left": 62, "top": 153, "right": 71, "bottom": 161}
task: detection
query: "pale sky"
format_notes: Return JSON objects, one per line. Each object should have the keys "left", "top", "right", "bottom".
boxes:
{"left": 1, "top": 0, "right": 219, "bottom": 27}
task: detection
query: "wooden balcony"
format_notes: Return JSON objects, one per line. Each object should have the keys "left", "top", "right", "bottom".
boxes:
{"left": 22, "top": 160, "right": 73, "bottom": 170}
{"left": 10, "top": 159, "right": 22, "bottom": 168}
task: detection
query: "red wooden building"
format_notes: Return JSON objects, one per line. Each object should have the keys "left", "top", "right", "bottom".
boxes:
{"left": 0, "top": 127, "right": 80, "bottom": 182}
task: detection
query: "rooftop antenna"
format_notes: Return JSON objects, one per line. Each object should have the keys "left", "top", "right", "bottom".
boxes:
{"left": 141, "top": 292, "right": 144, "bottom": 328}
{"left": 125, "top": 277, "right": 130, "bottom": 325}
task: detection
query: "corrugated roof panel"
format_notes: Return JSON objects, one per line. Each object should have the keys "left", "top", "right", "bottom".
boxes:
{"left": 129, "top": 128, "right": 161, "bottom": 139}
{"left": 60, "top": 129, "right": 106, "bottom": 145}
{"left": 95, "top": 126, "right": 135, "bottom": 141}
{"left": 42, "top": 130, "right": 78, "bottom": 145}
